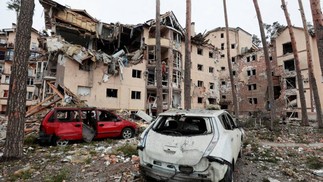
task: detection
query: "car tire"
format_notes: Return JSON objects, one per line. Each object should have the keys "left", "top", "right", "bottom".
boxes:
{"left": 220, "top": 165, "right": 233, "bottom": 182}
{"left": 121, "top": 127, "right": 134, "bottom": 139}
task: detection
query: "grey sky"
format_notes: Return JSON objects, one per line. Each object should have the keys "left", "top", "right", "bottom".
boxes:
{"left": 0, "top": 0, "right": 315, "bottom": 37}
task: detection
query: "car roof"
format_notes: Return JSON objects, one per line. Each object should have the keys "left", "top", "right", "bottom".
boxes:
{"left": 158, "top": 109, "right": 227, "bottom": 117}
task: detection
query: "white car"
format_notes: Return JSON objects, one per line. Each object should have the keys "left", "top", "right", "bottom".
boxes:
{"left": 138, "top": 109, "right": 244, "bottom": 182}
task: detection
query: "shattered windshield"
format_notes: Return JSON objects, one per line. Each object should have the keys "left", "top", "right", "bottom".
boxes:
{"left": 152, "top": 115, "right": 212, "bottom": 136}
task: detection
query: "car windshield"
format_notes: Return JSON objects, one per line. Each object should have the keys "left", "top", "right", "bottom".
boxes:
{"left": 152, "top": 115, "right": 212, "bottom": 136}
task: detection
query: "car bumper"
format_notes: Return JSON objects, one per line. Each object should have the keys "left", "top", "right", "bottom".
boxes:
{"left": 140, "top": 164, "right": 212, "bottom": 182}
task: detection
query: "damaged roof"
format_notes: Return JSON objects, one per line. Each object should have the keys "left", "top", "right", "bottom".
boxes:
{"left": 144, "top": 11, "right": 185, "bottom": 35}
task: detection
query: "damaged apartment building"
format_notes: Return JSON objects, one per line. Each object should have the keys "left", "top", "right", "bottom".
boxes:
{"left": 37, "top": 0, "right": 221, "bottom": 115}
{"left": 204, "top": 27, "right": 283, "bottom": 117}
{"left": 272, "top": 26, "right": 323, "bottom": 120}
{"left": 0, "top": 24, "right": 42, "bottom": 114}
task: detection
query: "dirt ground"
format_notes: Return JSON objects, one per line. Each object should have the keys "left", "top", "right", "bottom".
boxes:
{"left": 0, "top": 120, "right": 322, "bottom": 182}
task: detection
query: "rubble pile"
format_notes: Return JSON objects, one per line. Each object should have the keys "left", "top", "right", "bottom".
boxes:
{"left": 236, "top": 124, "right": 323, "bottom": 182}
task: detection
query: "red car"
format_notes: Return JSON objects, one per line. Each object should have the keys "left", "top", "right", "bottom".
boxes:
{"left": 38, "top": 107, "right": 137, "bottom": 145}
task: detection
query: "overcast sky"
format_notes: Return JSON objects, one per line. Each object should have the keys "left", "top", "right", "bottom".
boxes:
{"left": 0, "top": 0, "right": 316, "bottom": 37}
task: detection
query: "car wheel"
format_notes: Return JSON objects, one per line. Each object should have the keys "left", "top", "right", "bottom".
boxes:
{"left": 121, "top": 127, "right": 134, "bottom": 139}
{"left": 220, "top": 165, "right": 233, "bottom": 182}
{"left": 56, "top": 140, "right": 69, "bottom": 146}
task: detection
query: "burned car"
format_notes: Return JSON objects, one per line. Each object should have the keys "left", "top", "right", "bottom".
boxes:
{"left": 138, "top": 109, "right": 244, "bottom": 182}
{"left": 39, "top": 107, "right": 137, "bottom": 145}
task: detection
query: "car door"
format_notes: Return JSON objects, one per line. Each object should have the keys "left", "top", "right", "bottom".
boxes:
{"left": 96, "top": 110, "right": 121, "bottom": 138}
{"left": 225, "top": 113, "right": 242, "bottom": 159}
{"left": 55, "top": 109, "right": 83, "bottom": 140}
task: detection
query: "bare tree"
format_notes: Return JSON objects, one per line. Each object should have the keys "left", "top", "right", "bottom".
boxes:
{"left": 2, "top": 0, "right": 34, "bottom": 160}
{"left": 281, "top": 0, "right": 309, "bottom": 126}
{"left": 223, "top": 0, "right": 238, "bottom": 118}
{"left": 7, "top": 0, "right": 21, "bottom": 23}
{"left": 155, "top": 0, "right": 163, "bottom": 115}
{"left": 253, "top": 0, "right": 276, "bottom": 130}
{"left": 299, "top": 0, "right": 323, "bottom": 128}
{"left": 184, "top": 0, "right": 192, "bottom": 109}
{"left": 309, "top": 0, "right": 323, "bottom": 76}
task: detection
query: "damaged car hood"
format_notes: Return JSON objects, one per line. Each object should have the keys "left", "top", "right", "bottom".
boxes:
{"left": 144, "top": 131, "right": 213, "bottom": 166}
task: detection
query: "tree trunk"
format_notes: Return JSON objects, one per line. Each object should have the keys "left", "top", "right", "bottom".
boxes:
{"left": 310, "top": 0, "right": 323, "bottom": 76}
{"left": 281, "top": 0, "right": 309, "bottom": 126}
{"left": 223, "top": 0, "right": 238, "bottom": 118}
{"left": 184, "top": 0, "right": 192, "bottom": 109}
{"left": 155, "top": 0, "right": 163, "bottom": 115}
{"left": 2, "top": 0, "right": 34, "bottom": 160}
{"left": 299, "top": 0, "right": 323, "bottom": 128}
{"left": 253, "top": 0, "right": 276, "bottom": 130}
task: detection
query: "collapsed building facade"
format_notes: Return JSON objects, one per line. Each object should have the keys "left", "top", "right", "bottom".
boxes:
{"left": 2, "top": 0, "right": 320, "bottom": 120}
{"left": 37, "top": 0, "right": 221, "bottom": 116}
{"left": 272, "top": 27, "right": 323, "bottom": 120}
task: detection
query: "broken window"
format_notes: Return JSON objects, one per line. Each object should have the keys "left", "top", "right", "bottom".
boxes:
{"left": 221, "top": 33, "right": 224, "bottom": 38}
{"left": 147, "top": 69, "right": 155, "bottom": 85}
{"left": 286, "top": 112, "right": 298, "bottom": 118}
{"left": 221, "top": 81, "right": 226, "bottom": 85}
{"left": 209, "top": 51, "right": 214, "bottom": 58}
{"left": 197, "top": 48, "right": 203, "bottom": 55}
{"left": 286, "top": 77, "right": 296, "bottom": 89}
{"left": 247, "top": 69, "right": 256, "bottom": 76}
{"left": 286, "top": 95, "right": 297, "bottom": 108}
{"left": 248, "top": 98, "right": 258, "bottom": 104}
{"left": 222, "top": 95, "right": 226, "bottom": 99}
{"left": 247, "top": 56, "right": 250, "bottom": 62}
{"left": 231, "top": 57, "right": 236, "bottom": 63}
{"left": 26, "top": 91, "right": 33, "bottom": 100}
{"left": 209, "top": 82, "right": 214, "bottom": 90}
{"left": 79, "top": 60, "right": 92, "bottom": 71}
{"left": 209, "top": 67, "right": 214, "bottom": 73}
{"left": 283, "top": 42, "right": 293, "bottom": 54}
{"left": 270, "top": 56, "right": 273, "bottom": 61}
{"left": 27, "top": 78, "right": 34, "bottom": 86}
{"left": 221, "top": 66, "right": 226, "bottom": 71}
{"left": 232, "top": 71, "right": 236, "bottom": 76}
{"left": 284, "top": 59, "right": 295, "bottom": 71}
{"left": 5, "top": 75, "right": 10, "bottom": 84}
{"left": 197, "top": 64, "right": 203, "bottom": 71}
{"left": 173, "top": 51, "right": 181, "bottom": 69}
{"left": 106, "top": 89, "right": 118, "bottom": 98}
{"left": 221, "top": 43, "right": 225, "bottom": 50}
{"left": 132, "top": 69, "right": 142, "bottom": 78}
{"left": 77, "top": 86, "right": 91, "bottom": 96}
{"left": 231, "top": 44, "right": 235, "bottom": 49}
{"left": 197, "top": 80, "right": 204, "bottom": 87}
{"left": 173, "top": 32, "right": 181, "bottom": 44}
{"left": 5, "top": 49, "right": 14, "bottom": 61}
{"left": 208, "top": 98, "right": 216, "bottom": 104}
{"left": 131, "top": 91, "right": 141, "bottom": 100}
{"left": 221, "top": 54, "right": 225, "bottom": 58}
{"left": 0, "top": 50, "right": 5, "bottom": 60}
{"left": 153, "top": 116, "right": 210, "bottom": 136}
{"left": 273, "top": 86, "right": 281, "bottom": 100}
{"left": 252, "top": 55, "right": 256, "bottom": 61}
{"left": 2, "top": 90, "right": 9, "bottom": 98}
{"left": 248, "top": 84, "right": 257, "bottom": 90}
{"left": 198, "top": 97, "right": 203, "bottom": 103}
